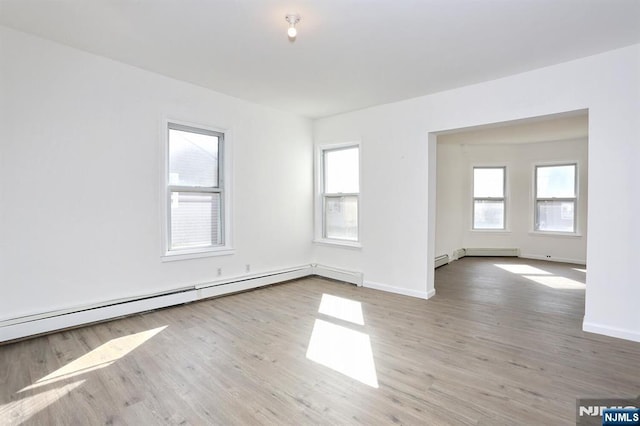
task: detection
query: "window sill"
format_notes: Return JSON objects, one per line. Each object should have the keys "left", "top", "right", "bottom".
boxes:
{"left": 470, "top": 229, "right": 511, "bottom": 234}
{"left": 528, "top": 231, "right": 583, "bottom": 238}
{"left": 161, "top": 247, "right": 235, "bottom": 262}
{"left": 313, "top": 239, "right": 362, "bottom": 249}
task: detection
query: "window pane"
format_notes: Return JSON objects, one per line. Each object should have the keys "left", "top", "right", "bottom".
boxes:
{"left": 325, "top": 196, "right": 358, "bottom": 240}
{"left": 473, "top": 200, "right": 504, "bottom": 229}
{"left": 473, "top": 168, "right": 504, "bottom": 198}
{"left": 324, "top": 147, "right": 359, "bottom": 193}
{"left": 536, "top": 200, "right": 575, "bottom": 232}
{"left": 170, "top": 192, "right": 221, "bottom": 249}
{"left": 169, "top": 128, "right": 219, "bottom": 187}
{"left": 536, "top": 165, "right": 575, "bottom": 198}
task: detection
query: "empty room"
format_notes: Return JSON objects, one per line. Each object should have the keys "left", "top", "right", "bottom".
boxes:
{"left": 1, "top": 1, "right": 639, "bottom": 425}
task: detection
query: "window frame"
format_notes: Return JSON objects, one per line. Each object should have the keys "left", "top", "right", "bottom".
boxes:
{"left": 533, "top": 162, "right": 578, "bottom": 234}
{"left": 472, "top": 166, "right": 507, "bottom": 231}
{"left": 161, "top": 119, "right": 234, "bottom": 261}
{"left": 314, "top": 142, "right": 362, "bottom": 248}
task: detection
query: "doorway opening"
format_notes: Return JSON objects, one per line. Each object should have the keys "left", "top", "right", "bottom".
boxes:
{"left": 429, "top": 109, "right": 588, "bottom": 314}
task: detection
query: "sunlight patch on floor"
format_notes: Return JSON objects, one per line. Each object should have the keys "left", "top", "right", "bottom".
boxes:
{"left": 494, "top": 264, "right": 551, "bottom": 275}
{"left": 306, "top": 319, "right": 378, "bottom": 388}
{"left": 20, "top": 326, "right": 167, "bottom": 393}
{"left": 0, "top": 380, "right": 85, "bottom": 425}
{"left": 573, "top": 268, "right": 587, "bottom": 273}
{"left": 523, "top": 275, "right": 586, "bottom": 289}
{"left": 318, "top": 293, "right": 365, "bottom": 325}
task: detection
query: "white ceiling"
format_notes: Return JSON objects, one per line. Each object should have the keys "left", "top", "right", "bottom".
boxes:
{"left": 1, "top": 1, "right": 639, "bottom": 118}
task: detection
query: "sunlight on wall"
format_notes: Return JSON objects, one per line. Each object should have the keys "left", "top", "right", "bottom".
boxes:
{"left": 20, "top": 326, "right": 167, "bottom": 393}
{"left": 306, "top": 319, "right": 378, "bottom": 388}
{"left": 494, "top": 264, "right": 551, "bottom": 275}
{"left": 0, "top": 380, "right": 85, "bottom": 425}
{"left": 573, "top": 268, "right": 587, "bottom": 273}
{"left": 318, "top": 294, "right": 365, "bottom": 325}
{"left": 523, "top": 275, "right": 586, "bottom": 289}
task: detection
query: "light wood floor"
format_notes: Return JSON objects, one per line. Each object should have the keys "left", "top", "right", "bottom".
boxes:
{"left": 1, "top": 257, "right": 639, "bottom": 425}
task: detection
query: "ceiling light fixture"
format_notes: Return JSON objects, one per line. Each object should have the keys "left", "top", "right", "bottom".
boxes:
{"left": 285, "top": 14, "right": 301, "bottom": 39}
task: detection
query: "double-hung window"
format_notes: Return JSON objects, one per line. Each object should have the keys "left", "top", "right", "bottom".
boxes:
{"left": 534, "top": 163, "right": 577, "bottom": 233}
{"left": 317, "top": 145, "right": 360, "bottom": 243}
{"left": 473, "top": 166, "right": 506, "bottom": 230}
{"left": 164, "top": 122, "right": 230, "bottom": 257}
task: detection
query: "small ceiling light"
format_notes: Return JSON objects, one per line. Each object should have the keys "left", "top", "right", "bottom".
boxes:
{"left": 285, "top": 14, "right": 301, "bottom": 39}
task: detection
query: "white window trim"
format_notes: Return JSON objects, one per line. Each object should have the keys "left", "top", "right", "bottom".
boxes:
{"left": 160, "top": 118, "right": 234, "bottom": 262}
{"left": 528, "top": 231, "right": 583, "bottom": 238}
{"left": 313, "top": 142, "right": 362, "bottom": 248}
{"left": 471, "top": 165, "right": 508, "bottom": 231}
{"left": 531, "top": 161, "right": 578, "bottom": 235}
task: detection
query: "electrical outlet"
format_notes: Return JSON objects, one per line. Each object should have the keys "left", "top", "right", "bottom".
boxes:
{"left": 217, "top": 268, "right": 222, "bottom": 276}
{"left": 245, "top": 264, "right": 251, "bottom": 273}
{"left": 546, "top": 255, "right": 551, "bottom": 258}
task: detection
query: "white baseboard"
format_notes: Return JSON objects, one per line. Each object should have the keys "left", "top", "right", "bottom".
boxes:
{"left": 519, "top": 253, "right": 586, "bottom": 265}
{"left": 196, "top": 266, "right": 312, "bottom": 297}
{"left": 312, "top": 264, "right": 363, "bottom": 286}
{"left": 1, "top": 263, "right": 437, "bottom": 342}
{"left": 0, "top": 291, "right": 196, "bottom": 343}
{"left": 434, "top": 254, "right": 450, "bottom": 268}
{"left": 0, "top": 265, "right": 311, "bottom": 343}
{"left": 464, "top": 248, "right": 519, "bottom": 257}
{"left": 363, "top": 280, "right": 434, "bottom": 300}
{"left": 452, "top": 247, "right": 586, "bottom": 266}
{"left": 452, "top": 248, "right": 467, "bottom": 260}
{"left": 583, "top": 320, "right": 640, "bottom": 343}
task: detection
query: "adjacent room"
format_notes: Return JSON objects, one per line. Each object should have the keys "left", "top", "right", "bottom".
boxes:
{"left": 435, "top": 111, "right": 589, "bottom": 266}
{"left": 1, "top": 1, "right": 639, "bottom": 425}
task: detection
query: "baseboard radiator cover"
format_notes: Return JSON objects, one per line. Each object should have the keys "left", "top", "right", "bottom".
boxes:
{"left": 196, "top": 265, "right": 312, "bottom": 294}
{"left": 311, "top": 264, "right": 364, "bottom": 286}
{"left": 464, "top": 248, "right": 520, "bottom": 257}
{"left": 1, "top": 263, "right": 429, "bottom": 342}
{"left": 434, "top": 254, "right": 450, "bottom": 269}
{"left": 0, "top": 265, "right": 312, "bottom": 343}
{"left": 453, "top": 248, "right": 467, "bottom": 260}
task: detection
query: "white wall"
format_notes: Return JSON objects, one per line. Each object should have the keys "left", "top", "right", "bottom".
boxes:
{"left": 2, "top": 26, "right": 638, "bottom": 343}
{"left": 313, "top": 44, "right": 640, "bottom": 342}
{"left": 436, "top": 138, "right": 588, "bottom": 264}
{"left": 0, "top": 26, "right": 313, "bottom": 322}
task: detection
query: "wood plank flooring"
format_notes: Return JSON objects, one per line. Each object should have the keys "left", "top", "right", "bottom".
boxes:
{"left": 1, "top": 257, "right": 639, "bottom": 425}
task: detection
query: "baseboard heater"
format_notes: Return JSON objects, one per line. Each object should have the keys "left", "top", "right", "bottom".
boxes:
{"left": 0, "top": 263, "right": 370, "bottom": 343}
{"left": 434, "top": 254, "right": 450, "bottom": 268}
{"left": 453, "top": 248, "right": 467, "bottom": 260}
{"left": 0, "top": 265, "right": 315, "bottom": 343}
{"left": 311, "top": 264, "right": 364, "bottom": 286}
{"left": 464, "top": 248, "right": 519, "bottom": 257}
